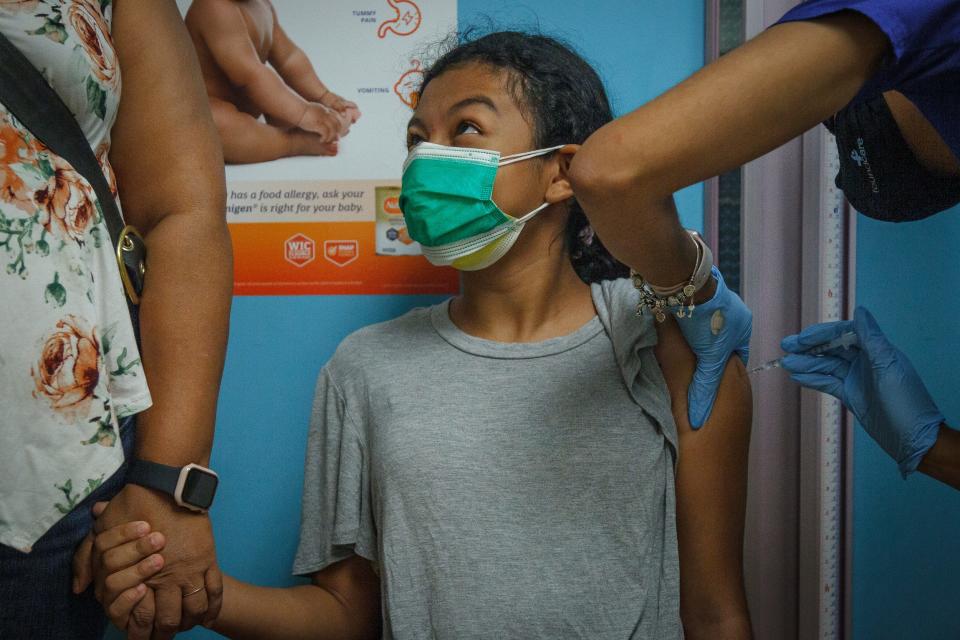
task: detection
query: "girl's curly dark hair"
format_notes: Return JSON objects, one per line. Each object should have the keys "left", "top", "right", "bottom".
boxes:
{"left": 419, "top": 30, "right": 629, "bottom": 283}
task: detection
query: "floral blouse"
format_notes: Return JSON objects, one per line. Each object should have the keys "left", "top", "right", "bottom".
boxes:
{"left": 0, "top": 0, "right": 151, "bottom": 552}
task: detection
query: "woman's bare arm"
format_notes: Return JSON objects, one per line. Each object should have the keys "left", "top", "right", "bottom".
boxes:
{"left": 918, "top": 425, "right": 960, "bottom": 491}
{"left": 89, "top": 0, "right": 233, "bottom": 631}
{"left": 656, "top": 319, "right": 753, "bottom": 639}
{"left": 211, "top": 556, "right": 381, "bottom": 640}
{"left": 111, "top": 0, "right": 230, "bottom": 476}
{"left": 569, "top": 11, "right": 889, "bottom": 289}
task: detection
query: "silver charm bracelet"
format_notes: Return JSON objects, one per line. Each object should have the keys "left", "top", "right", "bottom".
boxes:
{"left": 630, "top": 230, "right": 713, "bottom": 322}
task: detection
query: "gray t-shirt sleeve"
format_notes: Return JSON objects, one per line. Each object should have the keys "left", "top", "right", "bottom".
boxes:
{"left": 293, "top": 367, "right": 377, "bottom": 576}
{"left": 593, "top": 278, "right": 679, "bottom": 459}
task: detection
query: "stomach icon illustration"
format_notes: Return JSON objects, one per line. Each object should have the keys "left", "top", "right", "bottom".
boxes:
{"left": 378, "top": 0, "right": 422, "bottom": 38}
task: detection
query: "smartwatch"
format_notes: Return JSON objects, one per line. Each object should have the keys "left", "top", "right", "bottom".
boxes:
{"left": 126, "top": 460, "right": 219, "bottom": 512}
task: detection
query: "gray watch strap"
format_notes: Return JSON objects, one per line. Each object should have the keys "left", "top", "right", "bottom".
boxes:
{"left": 126, "top": 460, "right": 182, "bottom": 496}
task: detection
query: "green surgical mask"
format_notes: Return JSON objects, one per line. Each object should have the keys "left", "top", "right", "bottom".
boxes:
{"left": 399, "top": 142, "right": 564, "bottom": 270}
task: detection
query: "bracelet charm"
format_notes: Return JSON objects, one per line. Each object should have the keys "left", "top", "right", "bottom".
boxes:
{"left": 630, "top": 230, "right": 713, "bottom": 323}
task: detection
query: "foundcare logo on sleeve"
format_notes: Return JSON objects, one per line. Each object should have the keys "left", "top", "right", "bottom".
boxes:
{"left": 323, "top": 240, "right": 360, "bottom": 267}
{"left": 284, "top": 234, "right": 316, "bottom": 268}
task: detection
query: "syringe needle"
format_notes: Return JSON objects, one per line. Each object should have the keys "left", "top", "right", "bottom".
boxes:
{"left": 749, "top": 330, "right": 858, "bottom": 375}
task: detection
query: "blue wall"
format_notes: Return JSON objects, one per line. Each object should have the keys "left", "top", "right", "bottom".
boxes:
{"left": 852, "top": 209, "right": 960, "bottom": 640}
{"left": 106, "top": 2, "right": 704, "bottom": 638}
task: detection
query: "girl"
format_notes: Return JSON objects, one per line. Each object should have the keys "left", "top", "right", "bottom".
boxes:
{"left": 84, "top": 31, "right": 752, "bottom": 639}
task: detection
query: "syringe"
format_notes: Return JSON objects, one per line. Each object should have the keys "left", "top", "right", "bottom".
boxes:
{"left": 748, "top": 330, "right": 858, "bottom": 375}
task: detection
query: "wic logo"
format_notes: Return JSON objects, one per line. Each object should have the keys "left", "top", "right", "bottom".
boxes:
{"left": 284, "top": 234, "right": 315, "bottom": 268}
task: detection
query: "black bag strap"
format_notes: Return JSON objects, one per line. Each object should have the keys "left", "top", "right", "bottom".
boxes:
{"left": 0, "top": 31, "right": 126, "bottom": 252}
{"left": 0, "top": 31, "right": 146, "bottom": 321}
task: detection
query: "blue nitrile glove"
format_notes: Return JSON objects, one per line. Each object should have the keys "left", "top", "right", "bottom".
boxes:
{"left": 674, "top": 267, "right": 752, "bottom": 429}
{"left": 781, "top": 306, "right": 944, "bottom": 477}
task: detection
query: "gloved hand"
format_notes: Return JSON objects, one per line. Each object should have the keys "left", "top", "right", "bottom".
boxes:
{"left": 781, "top": 306, "right": 944, "bottom": 477}
{"left": 673, "top": 267, "right": 752, "bottom": 429}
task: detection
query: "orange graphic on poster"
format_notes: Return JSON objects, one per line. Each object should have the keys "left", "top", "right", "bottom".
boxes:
{"left": 377, "top": 0, "right": 421, "bottom": 39}
{"left": 229, "top": 222, "right": 458, "bottom": 296}
{"left": 397, "top": 226, "right": 415, "bottom": 245}
{"left": 394, "top": 60, "right": 423, "bottom": 108}
{"left": 284, "top": 233, "right": 316, "bottom": 267}
{"left": 324, "top": 239, "right": 359, "bottom": 267}
{"left": 383, "top": 195, "right": 402, "bottom": 214}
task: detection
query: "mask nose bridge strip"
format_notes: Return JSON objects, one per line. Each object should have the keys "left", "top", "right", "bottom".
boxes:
{"left": 403, "top": 142, "right": 501, "bottom": 173}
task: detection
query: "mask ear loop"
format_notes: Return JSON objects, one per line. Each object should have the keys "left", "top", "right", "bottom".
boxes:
{"left": 491, "top": 146, "right": 564, "bottom": 228}
{"left": 513, "top": 201, "right": 551, "bottom": 223}
{"left": 498, "top": 145, "right": 565, "bottom": 167}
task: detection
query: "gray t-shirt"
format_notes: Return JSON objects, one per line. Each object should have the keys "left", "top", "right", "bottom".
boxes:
{"left": 294, "top": 279, "right": 682, "bottom": 639}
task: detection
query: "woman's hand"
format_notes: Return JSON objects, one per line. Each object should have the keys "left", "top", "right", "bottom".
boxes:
{"left": 74, "top": 502, "right": 168, "bottom": 631}
{"left": 672, "top": 268, "right": 752, "bottom": 428}
{"left": 782, "top": 306, "right": 944, "bottom": 477}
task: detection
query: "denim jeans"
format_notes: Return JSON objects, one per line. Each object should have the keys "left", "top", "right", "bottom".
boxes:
{"left": 0, "top": 417, "right": 135, "bottom": 640}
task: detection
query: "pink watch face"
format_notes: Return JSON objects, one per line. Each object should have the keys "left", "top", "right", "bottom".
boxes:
{"left": 180, "top": 467, "right": 218, "bottom": 510}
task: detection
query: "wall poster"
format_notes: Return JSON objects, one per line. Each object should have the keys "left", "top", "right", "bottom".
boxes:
{"left": 177, "top": 0, "right": 459, "bottom": 295}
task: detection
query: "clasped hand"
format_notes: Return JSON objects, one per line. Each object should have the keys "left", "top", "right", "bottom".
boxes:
{"left": 73, "top": 484, "right": 222, "bottom": 638}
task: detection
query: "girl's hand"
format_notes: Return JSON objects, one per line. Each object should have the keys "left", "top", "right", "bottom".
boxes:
{"left": 75, "top": 501, "right": 168, "bottom": 630}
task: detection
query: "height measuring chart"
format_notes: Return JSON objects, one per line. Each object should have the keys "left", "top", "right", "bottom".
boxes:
{"left": 815, "top": 131, "right": 849, "bottom": 639}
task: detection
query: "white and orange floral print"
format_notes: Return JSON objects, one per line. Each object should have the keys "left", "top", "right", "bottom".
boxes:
{"left": 0, "top": 0, "right": 151, "bottom": 553}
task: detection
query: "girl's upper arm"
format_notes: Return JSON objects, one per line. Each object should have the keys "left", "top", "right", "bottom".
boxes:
{"left": 655, "top": 318, "right": 753, "bottom": 638}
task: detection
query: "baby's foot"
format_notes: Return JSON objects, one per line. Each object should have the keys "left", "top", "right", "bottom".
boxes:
{"left": 297, "top": 104, "right": 346, "bottom": 142}
{"left": 287, "top": 129, "right": 339, "bottom": 157}
{"left": 320, "top": 91, "right": 362, "bottom": 124}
